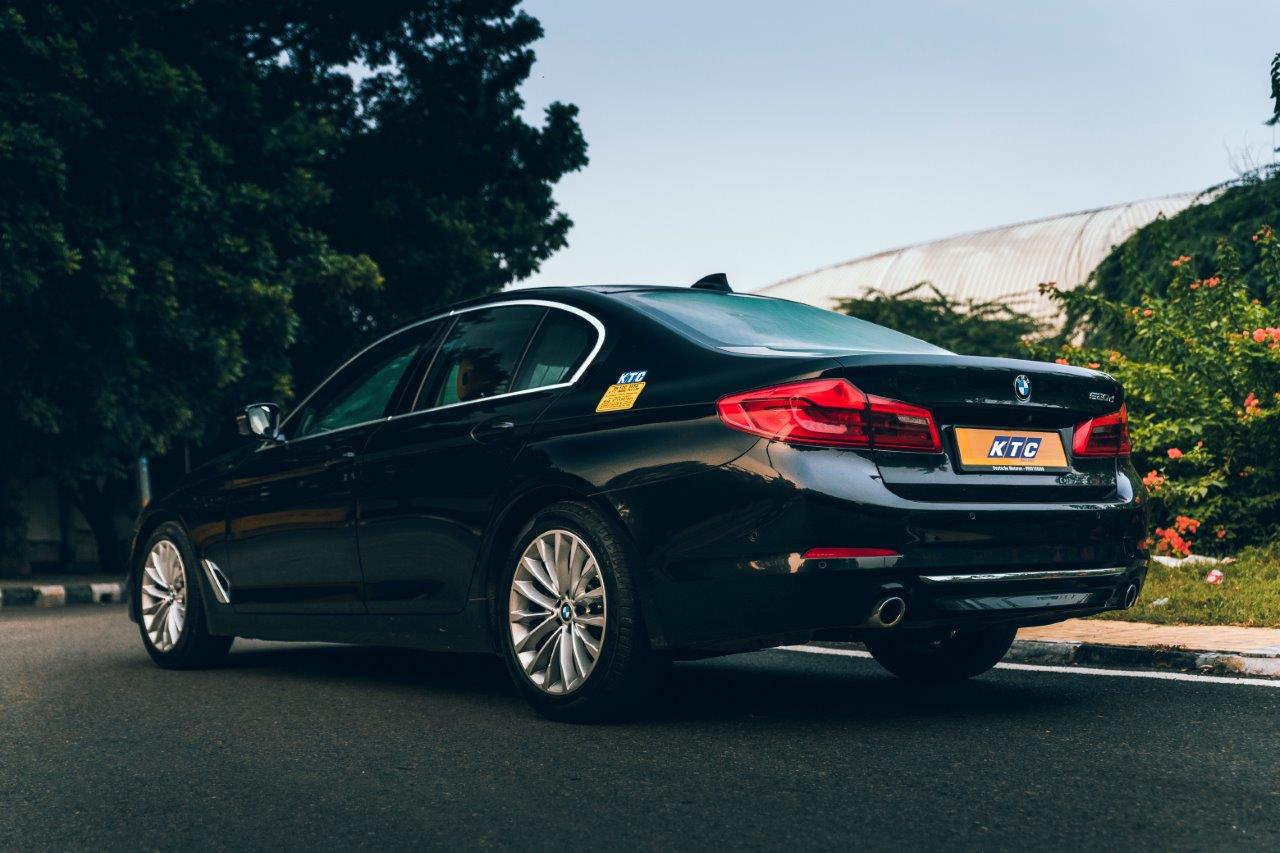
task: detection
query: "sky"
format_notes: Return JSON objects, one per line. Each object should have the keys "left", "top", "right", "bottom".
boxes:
{"left": 513, "top": 0, "right": 1280, "bottom": 293}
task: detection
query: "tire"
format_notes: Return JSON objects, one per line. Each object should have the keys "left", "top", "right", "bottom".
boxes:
{"left": 498, "top": 501, "right": 660, "bottom": 722}
{"left": 135, "top": 522, "right": 233, "bottom": 669}
{"left": 865, "top": 625, "right": 1017, "bottom": 683}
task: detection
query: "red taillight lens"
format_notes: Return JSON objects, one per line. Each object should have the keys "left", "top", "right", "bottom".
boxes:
{"left": 1072, "top": 404, "right": 1132, "bottom": 457}
{"left": 716, "top": 378, "right": 942, "bottom": 452}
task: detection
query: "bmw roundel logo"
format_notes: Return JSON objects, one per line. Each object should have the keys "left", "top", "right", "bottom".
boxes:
{"left": 1013, "top": 374, "right": 1032, "bottom": 402}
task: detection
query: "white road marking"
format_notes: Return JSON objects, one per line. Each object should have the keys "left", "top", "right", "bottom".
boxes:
{"left": 776, "top": 644, "right": 1280, "bottom": 689}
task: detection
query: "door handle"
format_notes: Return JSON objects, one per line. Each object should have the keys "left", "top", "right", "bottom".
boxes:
{"left": 325, "top": 450, "right": 356, "bottom": 468}
{"left": 471, "top": 419, "right": 516, "bottom": 443}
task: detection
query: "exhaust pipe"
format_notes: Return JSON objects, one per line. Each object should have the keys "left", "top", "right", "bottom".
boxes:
{"left": 869, "top": 596, "right": 906, "bottom": 628}
{"left": 1123, "top": 583, "right": 1139, "bottom": 609}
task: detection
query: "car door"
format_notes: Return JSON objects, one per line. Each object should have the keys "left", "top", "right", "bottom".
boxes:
{"left": 357, "top": 302, "right": 603, "bottom": 614}
{"left": 221, "top": 329, "right": 429, "bottom": 614}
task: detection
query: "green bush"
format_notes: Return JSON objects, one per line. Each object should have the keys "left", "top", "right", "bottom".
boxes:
{"left": 1040, "top": 229, "right": 1280, "bottom": 554}
{"left": 837, "top": 282, "right": 1045, "bottom": 358}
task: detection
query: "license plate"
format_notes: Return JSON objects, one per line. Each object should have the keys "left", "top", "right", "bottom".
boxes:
{"left": 952, "top": 427, "right": 1069, "bottom": 472}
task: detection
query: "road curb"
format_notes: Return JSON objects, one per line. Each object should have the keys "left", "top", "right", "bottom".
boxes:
{"left": 0, "top": 581, "right": 126, "bottom": 609}
{"left": 1005, "top": 637, "right": 1280, "bottom": 679}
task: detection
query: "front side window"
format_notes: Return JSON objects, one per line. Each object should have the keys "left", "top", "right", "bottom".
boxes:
{"left": 291, "top": 338, "right": 421, "bottom": 439}
{"left": 415, "top": 306, "right": 546, "bottom": 410}
{"left": 623, "top": 290, "right": 948, "bottom": 356}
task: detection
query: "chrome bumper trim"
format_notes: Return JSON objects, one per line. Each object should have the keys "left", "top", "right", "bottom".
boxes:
{"left": 919, "top": 567, "right": 1129, "bottom": 584}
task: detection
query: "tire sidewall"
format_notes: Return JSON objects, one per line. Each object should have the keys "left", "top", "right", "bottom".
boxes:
{"left": 497, "top": 503, "right": 633, "bottom": 716}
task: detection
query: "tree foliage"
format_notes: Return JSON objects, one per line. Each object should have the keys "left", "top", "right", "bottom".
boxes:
{"left": 0, "top": 1, "right": 585, "bottom": 571}
{"left": 1037, "top": 230, "right": 1280, "bottom": 554}
{"left": 1083, "top": 171, "right": 1280, "bottom": 343}
{"left": 835, "top": 282, "right": 1043, "bottom": 358}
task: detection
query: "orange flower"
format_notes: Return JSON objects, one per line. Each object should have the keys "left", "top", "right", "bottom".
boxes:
{"left": 1054, "top": 358, "right": 1068, "bottom": 365}
{"left": 1142, "top": 308, "right": 1153, "bottom": 317}
{"left": 1166, "top": 447, "right": 1183, "bottom": 459}
{"left": 1174, "top": 515, "right": 1200, "bottom": 534}
{"left": 1203, "top": 276, "right": 1220, "bottom": 288}
{"left": 1086, "top": 362, "right": 1100, "bottom": 369}
{"left": 1189, "top": 282, "right": 1200, "bottom": 290}
{"left": 1253, "top": 328, "right": 1268, "bottom": 343}
{"left": 1171, "top": 255, "right": 1191, "bottom": 268}
{"left": 1141, "top": 470, "right": 1165, "bottom": 490}
{"left": 1215, "top": 527, "right": 1227, "bottom": 540}
{"left": 1244, "top": 392, "right": 1261, "bottom": 417}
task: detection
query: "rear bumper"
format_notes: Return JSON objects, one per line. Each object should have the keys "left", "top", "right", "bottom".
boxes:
{"left": 600, "top": 442, "right": 1150, "bottom": 652}
{"left": 638, "top": 560, "right": 1148, "bottom": 652}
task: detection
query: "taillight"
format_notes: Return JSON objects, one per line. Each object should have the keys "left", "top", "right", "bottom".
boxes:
{"left": 716, "top": 378, "right": 942, "bottom": 452}
{"left": 1072, "top": 404, "right": 1132, "bottom": 457}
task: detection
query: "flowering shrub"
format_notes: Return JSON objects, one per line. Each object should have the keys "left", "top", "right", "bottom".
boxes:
{"left": 1041, "top": 228, "right": 1280, "bottom": 554}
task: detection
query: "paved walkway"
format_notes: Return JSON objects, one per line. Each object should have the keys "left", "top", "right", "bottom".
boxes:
{"left": 1021, "top": 618, "right": 1280, "bottom": 656}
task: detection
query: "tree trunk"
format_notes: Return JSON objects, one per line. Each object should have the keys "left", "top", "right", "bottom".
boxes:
{"left": 0, "top": 476, "right": 31, "bottom": 578}
{"left": 72, "top": 477, "right": 129, "bottom": 577}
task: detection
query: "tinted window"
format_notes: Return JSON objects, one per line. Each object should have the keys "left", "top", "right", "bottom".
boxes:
{"left": 625, "top": 290, "right": 947, "bottom": 355}
{"left": 416, "top": 306, "right": 545, "bottom": 410}
{"left": 511, "top": 309, "right": 597, "bottom": 392}
{"left": 291, "top": 338, "right": 421, "bottom": 439}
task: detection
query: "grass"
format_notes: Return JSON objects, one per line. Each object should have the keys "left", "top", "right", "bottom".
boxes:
{"left": 1095, "top": 542, "right": 1280, "bottom": 628}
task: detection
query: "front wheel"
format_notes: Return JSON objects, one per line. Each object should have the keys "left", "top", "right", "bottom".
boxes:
{"left": 499, "top": 501, "right": 659, "bottom": 722}
{"left": 865, "top": 625, "right": 1017, "bottom": 682}
{"left": 136, "top": 522, "right": 233, "bottom": 669}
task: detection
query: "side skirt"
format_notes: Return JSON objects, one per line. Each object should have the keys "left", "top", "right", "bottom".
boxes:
{"left": 204, "top": 597, "right": 497, "bottom": 655}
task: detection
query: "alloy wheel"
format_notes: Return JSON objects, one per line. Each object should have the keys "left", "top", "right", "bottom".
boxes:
{"left": 508, "top": 529, "right": 607, "bottom": 694}
{"left": 141, "top": 539, "right": 188, "bottom": 653}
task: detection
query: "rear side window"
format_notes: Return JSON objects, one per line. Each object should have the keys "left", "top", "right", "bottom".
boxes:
{"left": 624, "top": 290, "right": 947, "bottom": 356}
{"left": 512, "top": 309, "right": 597, "bottom": 392}
{"left": 415, "top": 306, "right": 545, "bottom": 410}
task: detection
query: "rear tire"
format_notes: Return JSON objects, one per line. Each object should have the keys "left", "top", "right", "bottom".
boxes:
{"left": 865, "top": 625, "right": 1016, "bottom": 682}
{"left": 499, "top": 501, "right": 660, "bottom": 722}
{"left": 136, "top": 522, "right": 233, "bottom": 669}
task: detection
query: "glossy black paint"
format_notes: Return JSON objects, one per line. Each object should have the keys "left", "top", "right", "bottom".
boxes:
{"left": 128, "top": 285, "right": 1148, "bottom": 656}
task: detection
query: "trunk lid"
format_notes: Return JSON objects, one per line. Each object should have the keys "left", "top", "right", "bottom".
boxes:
{"left": 832, "top": 353, "right": 1126, "bottom": 502}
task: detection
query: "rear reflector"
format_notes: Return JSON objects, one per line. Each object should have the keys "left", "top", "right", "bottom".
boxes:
{"left": 1072, "top": 404, "right": 1132, "bottom": 457}
{"left": 717, "top": 379, "right": 942, "bottom": 452}
{"left": 802, "top": 547, "right": 900, "bottom": 559}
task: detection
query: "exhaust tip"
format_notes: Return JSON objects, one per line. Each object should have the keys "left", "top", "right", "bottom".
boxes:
{"left": 1123, "top": 583, "right": 1139, "bottom": 609}
{"left": 872, "top": 596, "right": 906, "bottom": 628}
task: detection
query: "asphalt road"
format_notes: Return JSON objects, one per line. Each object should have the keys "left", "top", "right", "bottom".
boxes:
{"left": 4, "top": 608, "right": 1279, "bottom": 852}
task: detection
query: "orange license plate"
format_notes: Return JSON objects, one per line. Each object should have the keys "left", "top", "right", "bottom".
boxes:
{"left": 953, "top": 428, "right": 1070, "bottom": 473}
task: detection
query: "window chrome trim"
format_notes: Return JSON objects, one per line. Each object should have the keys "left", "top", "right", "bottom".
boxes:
{"left": 919, "top": 567, "right": 1128, "bottom": 584}
{"left": 277, "top": 298, "right": 606, "bottom": 444}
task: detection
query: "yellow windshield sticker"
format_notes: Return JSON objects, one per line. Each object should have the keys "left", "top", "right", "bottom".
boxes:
{"left": 596, "top": 381, "right": 646, "bottom": 412}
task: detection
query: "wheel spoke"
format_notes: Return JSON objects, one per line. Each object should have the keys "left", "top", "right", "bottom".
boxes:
{"left": 558, "top": 625, "right": 578, "bottom": 691}
{"left": 573, "top": 560, "right": 599, "bottom": 598}
{"left": 570, "top": 625, "right": 593, "bottom": 673}
{"left": 514, "top": 615, "right": 558, "bottom": 653}
{"left": 573, "top": 624, "right": 601, "bottom": 657}
{"left": 514, "top": 579, "right": 558, "bottom": 613}
{"left": 577, "top": 613, "right": 605, "bottom": 627}
{"left": 574, "top": 585, "right": 603, "bottom": 604}
{"left": 521, "top": 555, "right": 558, "bottom": 598}
{"left": 534, "top": 537, "right": 560, "bottom": 596}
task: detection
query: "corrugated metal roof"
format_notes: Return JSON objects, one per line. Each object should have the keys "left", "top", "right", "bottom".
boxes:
{"left": 757, "top": 192, "right": 1204, "bottom": 325}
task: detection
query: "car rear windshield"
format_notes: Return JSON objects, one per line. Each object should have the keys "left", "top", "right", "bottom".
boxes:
{"left": 624, "top": 290, "right": 948, "bottom": 356}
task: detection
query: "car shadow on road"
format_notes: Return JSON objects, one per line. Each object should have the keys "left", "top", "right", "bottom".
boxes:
{"left": 207, "top": 642, "right": 1080, "bottom": 726}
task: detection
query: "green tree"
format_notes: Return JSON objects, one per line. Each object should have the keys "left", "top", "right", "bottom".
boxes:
{"left": 0, "top": 1, "right": 585, "bottom": 574}
{"left": 835, "top": 282, "right": 1044, "bottom": 358}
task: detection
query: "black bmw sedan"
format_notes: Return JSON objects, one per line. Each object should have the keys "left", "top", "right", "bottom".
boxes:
{"left": 128, "top": 277, "right": 1148, "bottom": 720}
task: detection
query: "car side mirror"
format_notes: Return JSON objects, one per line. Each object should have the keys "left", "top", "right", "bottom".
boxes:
{"left": 236, "top": 403, "right": 282, "bottom": 442}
